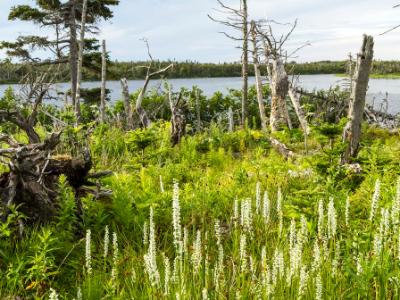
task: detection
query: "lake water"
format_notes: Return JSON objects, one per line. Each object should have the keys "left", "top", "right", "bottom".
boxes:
{"left": 0, "top": 74, "right": 399, "bottom": 114}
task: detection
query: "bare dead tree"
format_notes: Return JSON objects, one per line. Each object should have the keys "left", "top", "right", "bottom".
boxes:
{"left": 100, "top": 39, "right": 107, "bottom": 123}
{"left": 209, "top": 0, "right": 249, "bottom": 127}
{"left": 288, "top": 78, "right": 310, "bottom": 134}
{"left": 257, "top": 20, "right": 296, "bottom": 132}
{"left": 250, "top": 20, "right": 268, "bottom": 131}
{"left": 75, "top": 0, "right": 88, "bottom": 125}
{"left": 134, "top": 39, "right": 173, "bottom": 129}
{"left": 341, "top": 35, "right": 374, "bottom": 164}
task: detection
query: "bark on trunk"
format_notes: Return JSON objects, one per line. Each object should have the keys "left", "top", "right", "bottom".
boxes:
{"left": 341, "top": 35, "right": 374, "bottom": 164}
{"left": 269, "top": 58, "right": 290, "bottom": 132}
{"left": 100, "top": 40, "right": 107, "bottom": 123}
{"left": 250, "top": 21, "right": 267, "bottom": 131}
{"left": 136, "top": 77, "right": 152, "bottom": 129}
{"left": 120, "top": 78, "right": 134, "bottom": 130}
{"left": 168, "top": 87, "right": 186, "bottom": 146}
{"left": 288, "top": 86, "right": 310, "bottom": 134}
{"left": 75, "top": 0, "right": 88, "bottom": 125}
{"left": 241, "top": 0, "right": 249, "bottom": 127}
{"left": 69, "top": 0, "right": 78, "bottom": 121}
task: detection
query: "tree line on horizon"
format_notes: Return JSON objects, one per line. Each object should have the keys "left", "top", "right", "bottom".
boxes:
{"left": 1, "top": 59, "right": 400, "bottom": 84}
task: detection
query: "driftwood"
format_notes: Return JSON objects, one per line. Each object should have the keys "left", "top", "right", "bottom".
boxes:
{"left": 341, "top": 35, "right": 374, "bottom": 164}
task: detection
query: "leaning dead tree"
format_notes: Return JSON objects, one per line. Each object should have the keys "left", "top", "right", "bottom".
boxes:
{"left": 0, "top": 71, "right": 111, "bottom": 225}
{"left": 250, "top": 20, "right": 268, "bottom": 131}
{"left": 209, "top": 0, "right": 249, "bottom": 127}
{"left": 341, "top": 35, "right": 374, "bottom": 164}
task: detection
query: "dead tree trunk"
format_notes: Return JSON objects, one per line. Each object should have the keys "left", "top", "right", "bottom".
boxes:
{"left": 100, "top": 39, "right": 107, "bottom": 123}
{"left": 241, "top": 0, "right": 249, "bottom": 127}
{"left": 250, "top": 21, "right": 267, "bottom": 131}
{"left": 270, "top": 58, "right": 290, "bottom": 132}
{"left": 288, "top": 85, "right": 310, "bottom": 134}
{"left": 228, "top": 107, "right": 234, "bottom": 132}
{"left": 168, "top": 86, "right": 186, "bottom": 146}
{"left": 120, "top": 78, "right": 134, "bottom": 130}
{"left": 341, "top": 35, "right": 374, "bottom": 163}
{"left": 75, "top": 0, "right": 88, "bottom": 125}
{"left": 69, "top": 0, "right": 79, "bottom": 121}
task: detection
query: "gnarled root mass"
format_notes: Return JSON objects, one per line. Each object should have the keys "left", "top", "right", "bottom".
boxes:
{"left": 0, "top": 132, "right": 112, "bottom": 225}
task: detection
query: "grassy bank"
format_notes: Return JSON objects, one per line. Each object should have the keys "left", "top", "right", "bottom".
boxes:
{"left": 1, "top": 123, "right": 400, "bottom": 299}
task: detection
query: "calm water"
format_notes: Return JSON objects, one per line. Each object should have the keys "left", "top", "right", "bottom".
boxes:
{"left": 0, "top": 75, "right": 399, "bottom": 113}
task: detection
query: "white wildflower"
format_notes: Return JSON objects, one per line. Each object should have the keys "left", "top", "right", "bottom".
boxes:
{"left": 144, "top": 207, "right": 160, "bottom": 286}
{"left": 392, "top": 178, "right": 400, "bottom": 228}
{"left": 263, "top": 191, "right": 270, "bottom": 224}
{"left": 202, "top": 288, "right": 208, "bottom": 300}
{"left": 104, "top": 225, "right": 110, "bottom": 259}
{"left": 143, "top": 221, "right": 148, "bottom": 247}
{"left": 315, "top": 273, "right": 322, "bottom": 300}
{"left": 85, "top": 229, "right": 92, "bottom": 276}
{"left": 192, "top": 230, "right": 202, "bottom": 272}
{"left": 356, "top": 255, "right": 363, "bottom": 275}
{"left": 77, "top": 287, "right": 82, "bottom": 300}
{"left": 370, "top": 179, "right": 381, "bottom": 222}
{"left": 241, "top": 199, "right": 252, "bottom": 233}
{"left": 111, "top": 231, "right": 119, "bottom": 291}
{"left": 256, "top": 181, "right": 261, "bottom": 214}
{"left": 163, "top": 254, "right": 170, "bottom": 295}
{"left": 240, "top": 234, "right": 247, "bottom": 272}
{"left": 298, "top": 266, "right": 308, "bottom": 297}
{"left": 327, "top": 198, "right": 337, "bottom": 239}
{"left": 317, "top": 200, "right": 324, "bottom": 238}
{"left": 172, "top": 180, "right": 182, "bottom": 252}
{"left": 345, "top": 197, "right": 350, "bottom": 227}
{"left": 311, "top": 240, "right": 321, "bottom": 273}
{"left": 49, "top": 288, "right": 58, "bottom": 300}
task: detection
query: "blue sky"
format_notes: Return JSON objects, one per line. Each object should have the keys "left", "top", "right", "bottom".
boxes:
{"left": 1, "top": 0, "right": 400, "bottom": 62}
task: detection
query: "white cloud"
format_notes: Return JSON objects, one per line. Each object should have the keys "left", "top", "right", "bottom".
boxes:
{"left": 1, "top": 0, "right": 400, "bottom": 62}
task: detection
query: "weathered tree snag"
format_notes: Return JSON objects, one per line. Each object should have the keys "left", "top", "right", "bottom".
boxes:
{"left": 75, "top": 0, "right": 88, "bottom": 125}
{"left": 288, "top": 85, "right": 310, "bottom": 134}
{"left": 250, "top": 21, "right": 268, "bottom": 131}
{"left": 100, "top": 39, "right": 107, "bottom": 123}
{"left": 341, "top": 35, "right": 374, "bottom": 164}
{"left": 270, "top": 58, "right": 290, "bottom": 132}
{"left": 208, "top": 0, "right": 249, "bottom": 127}
{"left": 241, "top": 0, "right": 249, "bottom": 127}
{"left": 168, "top": 86, "right": 186, "bottom": 146}
{"left": 136, "top": 64, "right": 173, "bottom": 129}
{"left": 120, "top": 78, "right": 134, "bottom": 130}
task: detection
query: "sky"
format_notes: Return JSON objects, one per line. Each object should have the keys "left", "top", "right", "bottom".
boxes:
{"left": 0, "top": 0, "right": 400, "bottom": 63}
